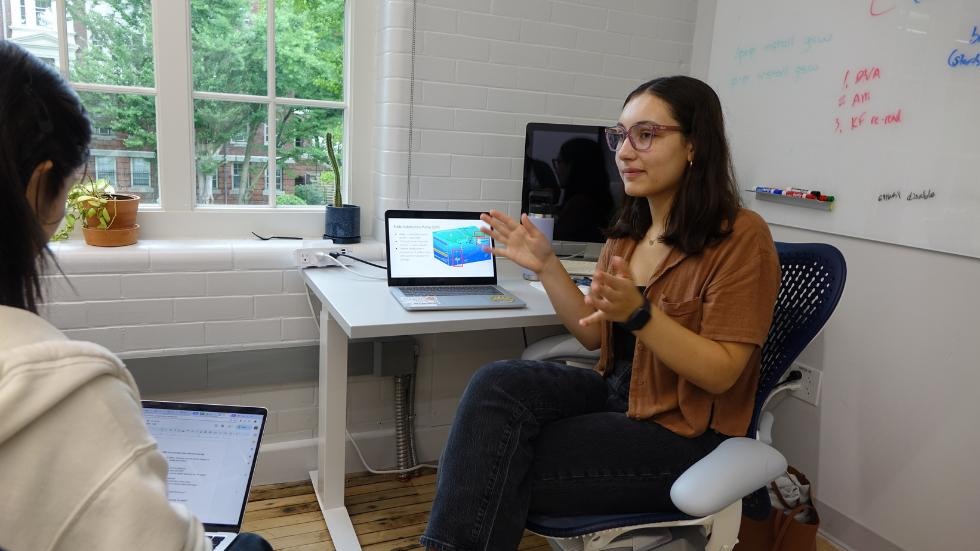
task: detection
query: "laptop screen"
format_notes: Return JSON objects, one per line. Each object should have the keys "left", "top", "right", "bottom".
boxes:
{"left": 385, "top": 210, "right": 498, "bottom": 285}
{"left": 142, "top": 402, "right": 266, "bottom": 529}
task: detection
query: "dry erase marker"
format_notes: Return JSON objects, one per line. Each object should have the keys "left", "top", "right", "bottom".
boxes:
{"left": 753, "top": 186, "right": 783, "bottom": 194}
{"left": 783, "top": 189, "right": 808, "bottom": 198}
{"left": 785, "top": 187, "right": 822, "bottom": 197}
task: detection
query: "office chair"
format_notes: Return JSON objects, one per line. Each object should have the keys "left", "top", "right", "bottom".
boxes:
{"left": 522, "top": 242, "right": 847, "bottom": 551}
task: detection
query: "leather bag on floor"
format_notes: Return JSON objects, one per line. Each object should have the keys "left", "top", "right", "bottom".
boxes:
{"left": 736, "top": 466, "right": 820, "bottom": 551}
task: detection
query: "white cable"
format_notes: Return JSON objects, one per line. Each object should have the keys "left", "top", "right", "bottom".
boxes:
{"left": 346, "top": 428, "right": 437, "bottom": 475}
{"left": 320, "top": 252, "right": 387, "bottom": 279}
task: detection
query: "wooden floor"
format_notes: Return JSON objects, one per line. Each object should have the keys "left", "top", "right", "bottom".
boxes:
{"left": 242, "top": 468, "right": 550, "bottom": 550}
{"left": 242, "top": 470, "right": 840, "bottom": 551}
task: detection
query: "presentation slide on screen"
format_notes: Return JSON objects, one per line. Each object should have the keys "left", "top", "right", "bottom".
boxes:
{"left": 143, "top": 409, "right": 263, "bottom": 525}
{"left": 388, "top": 218, "right": 495, "bottom": 278}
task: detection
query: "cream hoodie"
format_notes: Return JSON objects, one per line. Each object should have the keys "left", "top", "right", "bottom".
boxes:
{"left": 0, "top": 306, "right": 211, "bottom": 551}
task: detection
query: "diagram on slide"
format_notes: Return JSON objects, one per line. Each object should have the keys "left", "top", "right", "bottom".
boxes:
{"left": 432, "top": 226, "right": 491, "bottom": 267}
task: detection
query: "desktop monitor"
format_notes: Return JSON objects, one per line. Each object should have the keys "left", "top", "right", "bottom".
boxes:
{"left": 521, "top": 122, "right": 625, "bottom": 259}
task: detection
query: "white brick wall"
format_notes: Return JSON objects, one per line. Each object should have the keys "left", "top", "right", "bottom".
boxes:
{"left": 373, "top": 0, "right": 697, "bottom": 237}
{"left": 43, "top": 239, "right": 327, "bottom": 357}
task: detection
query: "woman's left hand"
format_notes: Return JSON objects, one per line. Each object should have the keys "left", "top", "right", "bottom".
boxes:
{"left": 579, "top": 256, "right": 646, "bottom": 327}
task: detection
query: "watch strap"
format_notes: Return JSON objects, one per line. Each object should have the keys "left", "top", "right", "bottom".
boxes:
{"left": 622, "top": 301, "right": 651, "bottom": 332}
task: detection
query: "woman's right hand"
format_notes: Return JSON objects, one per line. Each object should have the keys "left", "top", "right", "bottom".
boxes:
{"left": 480, "top": 210, "right": 558, "bottom": 275}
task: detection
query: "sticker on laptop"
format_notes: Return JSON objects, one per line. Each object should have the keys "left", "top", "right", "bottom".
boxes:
{"left": 402, "top": 296, "right": 440, "bottom": 305}
{"left": 490, "top": 295, "right": 516, "bottom": 303}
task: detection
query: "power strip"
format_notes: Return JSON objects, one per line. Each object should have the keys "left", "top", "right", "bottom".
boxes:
{"left": 294, "top": 246, "right": 350, "bottom": 268}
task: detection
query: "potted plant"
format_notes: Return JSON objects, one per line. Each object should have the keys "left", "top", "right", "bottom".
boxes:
{"left": 322, "top": 132, "right": 360, "bottom": 244}
{"left": 52, "top": 177, "right": 141, "bottom": 246}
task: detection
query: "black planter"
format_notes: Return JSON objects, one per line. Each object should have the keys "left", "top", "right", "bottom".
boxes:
{"left": 324, "top": 204, "right": 361, "bottom": 244}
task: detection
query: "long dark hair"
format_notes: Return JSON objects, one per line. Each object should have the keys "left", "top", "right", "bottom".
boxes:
{"left": 607, "top": 76, "right": 740, "bottom": 255}
{"left": 0, "top": 42, "right": 91, "bottom": 313}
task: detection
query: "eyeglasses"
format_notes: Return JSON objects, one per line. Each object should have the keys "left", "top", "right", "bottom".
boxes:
{"left": 604, "top": 121, "right": 682, "bottom": 152}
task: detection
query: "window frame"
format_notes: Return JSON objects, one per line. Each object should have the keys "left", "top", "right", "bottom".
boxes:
{"left": 47, "top": 0, "right": 376, "bottom": 239}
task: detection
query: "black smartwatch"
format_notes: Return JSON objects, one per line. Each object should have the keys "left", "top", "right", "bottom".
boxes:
{"left": 621, "top": 300, "right": 652, "bottom": 332}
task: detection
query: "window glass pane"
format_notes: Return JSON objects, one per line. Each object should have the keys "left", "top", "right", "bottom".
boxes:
{"left": 194, "top": 99, "right": 270, "bottom": 206}
{"left": 94, "top": 156, "right": 116, "bottom": 186}
{"left": 79, "top": 91, "right": 159, "bottom": 204}
{"left": 131, "top": 157, "right": 151, "bottom": 188}
{"left": 190, "top": 0, "right": 266, "bottom": 96}
{"left": 276, "top": 105, "right": 344, "bottom": 208}
{"left": 275, "top": 0, "right": 344, "bottom": 101}
{"left": 66, "top": 0, "right": 154, "bottom": 88}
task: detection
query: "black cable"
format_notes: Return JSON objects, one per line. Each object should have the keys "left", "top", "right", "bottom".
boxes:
{"left": 328, "top": 251, "right": 387, "bottom": 270}
{"left": 522, "top": 327, "right": 528, "bottom": 349}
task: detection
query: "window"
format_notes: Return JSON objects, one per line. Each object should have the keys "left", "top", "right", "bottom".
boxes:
{"left": 131, "top": 158, "right": 151, "bottom": 188}
{"left": 262, "top": 166, "right": 284, "bottom": 195}
{"left": 95, "top": 156, "right": 117, "bottom": 187}
{"left": 1, "top": 0, "right": 370, "bottom": 237}
{"left": 35, "top": 0, "right": 51, "bottom": 27}
{"left": 191, "top": 0, "right": 346, "bottom": 207}
{"left": 232, "top": 162, "right": 242, "bottom": 191}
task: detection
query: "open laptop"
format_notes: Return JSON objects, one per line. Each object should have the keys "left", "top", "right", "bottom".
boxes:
{"left": 142, "top": 401, "right": 268, "bottom": 551}
{"left": 385, "top": 209, "right": 526, "bottom": 311}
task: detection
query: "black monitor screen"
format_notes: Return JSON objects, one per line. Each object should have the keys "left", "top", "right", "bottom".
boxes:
{"left": 521, "top": 123, "right": 625, "bottom": 255}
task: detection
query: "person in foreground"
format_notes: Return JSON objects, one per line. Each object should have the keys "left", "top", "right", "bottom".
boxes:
{"left": 0, "top": 42, "right": 271, "bottom": 551}
{"left": 421, "top": 75, "right": 781, "bottom": 551}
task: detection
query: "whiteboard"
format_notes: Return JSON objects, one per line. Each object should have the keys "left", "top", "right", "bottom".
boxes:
{"left": 705, "top": 0, "right": 980, "bottom": 258}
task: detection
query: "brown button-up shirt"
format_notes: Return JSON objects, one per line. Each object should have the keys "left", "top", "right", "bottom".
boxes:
{"left": 595, "top": 209, "right": 780, "bottom": 437}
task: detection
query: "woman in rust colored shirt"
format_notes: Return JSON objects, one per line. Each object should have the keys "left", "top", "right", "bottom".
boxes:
{"left": 422, "top": 76, "right": 780, "bottom": 551}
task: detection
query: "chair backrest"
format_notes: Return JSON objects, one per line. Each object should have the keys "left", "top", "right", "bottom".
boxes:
{"left": 748, "top": 242, "right": 847, "bottom": 437}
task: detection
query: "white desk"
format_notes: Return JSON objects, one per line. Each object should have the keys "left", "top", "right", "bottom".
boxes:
{"left": 301, "top": 261, "right": 560, "bottom": 550}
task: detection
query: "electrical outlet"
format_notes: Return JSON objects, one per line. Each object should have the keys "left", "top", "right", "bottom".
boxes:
{"left": 791, "top": 362, "right": 822, "bottom": 406}
{"left": 294, "top": 246, "right": 348, "bottom": 268}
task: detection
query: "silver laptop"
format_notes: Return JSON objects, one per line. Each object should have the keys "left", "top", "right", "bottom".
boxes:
{"left": 142, "top": 401, "right": 267, "bottom": 551}
{"left": 385, "top": 210, "right": 526, "bottom": 311}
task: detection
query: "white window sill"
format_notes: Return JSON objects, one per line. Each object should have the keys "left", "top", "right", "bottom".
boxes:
{"left": 48, "top": 238, "right": 385, "bottom": 274}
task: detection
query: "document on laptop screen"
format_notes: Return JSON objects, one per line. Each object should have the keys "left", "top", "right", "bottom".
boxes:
{"left": 143, "top": 408, "right": 263, "bottom": 525}
{"left": 388, "top": 217, "right": 494, "bottom": 279}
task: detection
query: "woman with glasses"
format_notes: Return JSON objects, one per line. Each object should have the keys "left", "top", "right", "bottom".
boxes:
{"left": 0, "top": 42, "right": 271, "bottom": 551}
{"left": 421, "top": 76, "right": 781, "bottom": 551}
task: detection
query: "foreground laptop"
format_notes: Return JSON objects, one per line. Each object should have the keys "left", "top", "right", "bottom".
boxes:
{"left": 385, "top": 209, "right": 526, "bottom": 311}
{"left": 142, "top": 401, "right": 267, "bottom": 551}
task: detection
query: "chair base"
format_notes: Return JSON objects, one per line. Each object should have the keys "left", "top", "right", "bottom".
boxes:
{"left": 532, "top": 500, "right": 741, "bottom": 551}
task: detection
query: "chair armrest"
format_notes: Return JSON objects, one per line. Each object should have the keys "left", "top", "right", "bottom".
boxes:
{"left": 521, "top": 334, "right": 599, "bottom": 363}
{"left": 669, "top": 437, "right": 787, "bottom": 517}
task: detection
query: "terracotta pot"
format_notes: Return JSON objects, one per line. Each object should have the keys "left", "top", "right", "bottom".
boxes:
{"left": 83, "top": 193, "right": 140, "bottom": 229}
{"left": 82, "top": 224, "right": 140, "bottom": 247}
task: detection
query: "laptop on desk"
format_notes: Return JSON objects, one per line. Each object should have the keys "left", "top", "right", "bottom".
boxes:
{"left": 385, "top": 210, "right": 526, "bottom": 311}
{"left": 142, "top": 401, "right": 267, "bottom": 551}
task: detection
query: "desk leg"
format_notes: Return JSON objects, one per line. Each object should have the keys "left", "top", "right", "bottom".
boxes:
{"left": 310, "top": 308, "right": 362, "bottom": 550}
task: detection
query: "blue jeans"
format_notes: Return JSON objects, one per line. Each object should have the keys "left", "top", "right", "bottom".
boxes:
{"left": 420, "top": 360, "right": 726, "bottom": 551}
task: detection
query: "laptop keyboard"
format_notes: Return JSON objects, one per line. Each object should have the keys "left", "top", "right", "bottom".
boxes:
{"left": 400, "top": 285, "right": 503, "bottom": 297}
{"left": 208, "top": 535, "right": 226, "bottom": 547}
